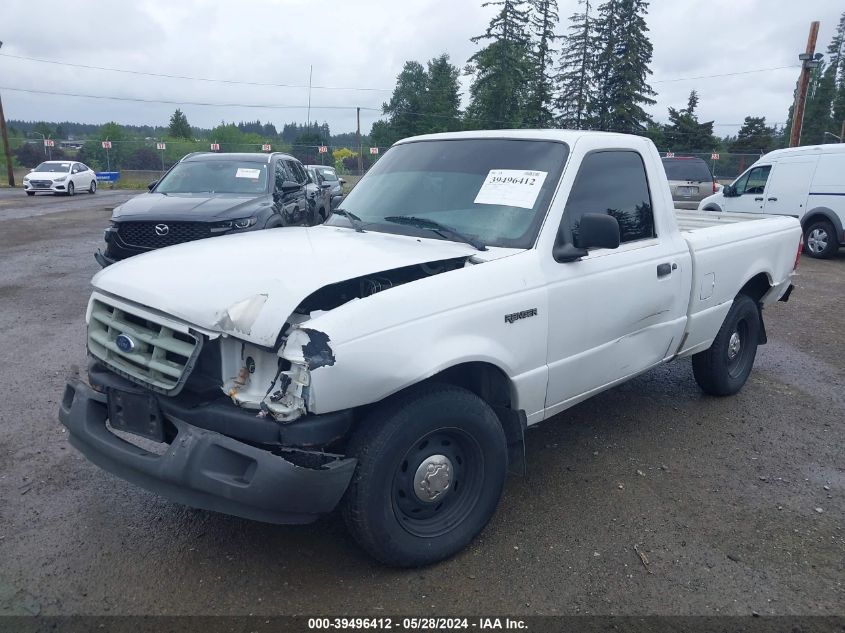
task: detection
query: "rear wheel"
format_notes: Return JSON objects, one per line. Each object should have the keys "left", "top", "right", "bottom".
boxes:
{"left": 89, "top": 180, "right": 97, "bottom": 194}
{"left": 692, "top": 294, "right": 761, "bottom": 396}
{"left": 67, "top": 182, "right": 75, "bottom": 196}
{"left": 803, "top": 219, "right": 837, "bottom": 259}
{"left": 342, "top": 384, "right": 508, "bottom": 567}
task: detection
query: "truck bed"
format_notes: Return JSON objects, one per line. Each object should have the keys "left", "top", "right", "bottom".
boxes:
{"left": 674, "top": 209, "right": 785, "bottom": 232}
{"left": 673, "top": 208, "right": 801, "bottom": 359}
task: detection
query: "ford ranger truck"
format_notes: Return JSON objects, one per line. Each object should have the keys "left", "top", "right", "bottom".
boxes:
{"left": 59, "top": 130, "right": 802, "bottom": 567}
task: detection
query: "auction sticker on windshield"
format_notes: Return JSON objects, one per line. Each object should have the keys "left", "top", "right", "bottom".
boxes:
{"left": 235, "top": 168, "right": 262, "bottom": 179}
{"left": 474, "top": 169, "right": 548, "bottom": 209}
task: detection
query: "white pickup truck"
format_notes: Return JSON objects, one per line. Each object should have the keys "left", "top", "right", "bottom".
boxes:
{"left": 59, "top": 130, "right": 802, "bottom": 567}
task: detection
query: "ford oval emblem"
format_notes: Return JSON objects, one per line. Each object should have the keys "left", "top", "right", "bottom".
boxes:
{"left": 115, "top": 333, "right": 136, "bottom": 353}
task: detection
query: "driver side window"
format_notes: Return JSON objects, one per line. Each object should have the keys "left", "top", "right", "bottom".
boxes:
{"left": 734, "top": 165, "right": 771, "bottom": 195}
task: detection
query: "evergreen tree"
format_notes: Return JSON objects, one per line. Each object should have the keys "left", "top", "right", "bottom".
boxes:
{"left": 525, "top": 0, "right": 559, "bottom": 127}
{"left": 379, "top": 60, "right": 429, "bottom": 144}
{"left": 802, "top": 61, "right": 835, "bottom": 144}
{"left": 168, "top": 109, "right": 192, "bottom": 140}
{"left": 828, "top": 11, "right": 845, "bottom": 136}
{"left": 663, "top": 90, "right": 716, "bottom": 151}
{"left": 422, "top": 54, "right": 463, "bottom": 133}
{"left": 590, "top": 0, "right": 656, "bottom": 132}
{"left": 729, "top": 116, "right": 775, "bottom": 154}
{"left": 555, "top": 0, "right": 594, "bottom": 129}
{"left": 465, "top": 0, "right": 533, "bottom": 128}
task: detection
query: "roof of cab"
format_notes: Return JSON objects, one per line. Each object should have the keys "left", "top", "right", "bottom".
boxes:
{"left": 394, "top": 128, "right": 647, "bottom": 146}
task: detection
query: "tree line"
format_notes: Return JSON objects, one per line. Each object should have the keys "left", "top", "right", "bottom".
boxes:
{"left": 7, "top": 109, "right": 374, "bottom": 173}
{"left": 371, "top": 2, "right": 845, "bottom": 156}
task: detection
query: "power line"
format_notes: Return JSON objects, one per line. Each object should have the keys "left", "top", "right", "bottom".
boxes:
{"left": 0, "top": 85, "right": 384, "bottom": 112}
{"left": 0, "top": 52, "right": 394, "bottom": 93}
{"left": 1, "top": 50, "right": 804, "bottom": 91}
{"left": 652, "top": 65, "right": 800, "bottom": 83}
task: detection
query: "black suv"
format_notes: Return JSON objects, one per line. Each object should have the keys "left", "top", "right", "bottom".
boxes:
{"left": 96, "top": 152, "right": 317, "bottom": 266}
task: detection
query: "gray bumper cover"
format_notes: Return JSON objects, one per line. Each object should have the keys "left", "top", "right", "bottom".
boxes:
{"left": 58, "top": 378, "right": 357, "bottom": 524}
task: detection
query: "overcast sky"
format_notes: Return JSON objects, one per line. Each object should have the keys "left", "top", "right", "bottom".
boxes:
{"left": 1, "top": 0, "right": 842, "bottom": 139}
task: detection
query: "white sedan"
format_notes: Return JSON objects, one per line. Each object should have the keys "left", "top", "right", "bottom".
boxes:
{"left": 22, "top": 161, "right": 98, "bottom": 196}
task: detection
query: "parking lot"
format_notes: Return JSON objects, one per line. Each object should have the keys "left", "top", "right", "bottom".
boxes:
{"left": 0, "top": 190, "right": 842, "bottom": 616}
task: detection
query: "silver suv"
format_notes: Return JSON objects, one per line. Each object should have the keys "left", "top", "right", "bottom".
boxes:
{"left": 662, "top": 157, "right": 716, "bottom": 210}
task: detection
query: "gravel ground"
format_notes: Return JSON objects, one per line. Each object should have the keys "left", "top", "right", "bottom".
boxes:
{"left": 0, "top": 193, "right": 842, "bottom": 617}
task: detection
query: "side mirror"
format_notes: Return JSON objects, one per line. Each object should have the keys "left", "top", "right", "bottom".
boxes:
{"left": 320, "top": 182, "right": 332, "bottom": 189}
{"left": 281, "top": 180, "right": 301, "bottom": 191}
{"left": 330, "top": 194, "right": 344, "bottom": 210}
{"left": 553, "top": 213, "right": 621, "bottom": 263}
{"left": 147, "top": 180, "right": 158, "bottom": 191}
{"left": 722, "top": 184, "right": 736, "bottom": 197}
{"left": 339, "top": 178, "right": 346, "bottom": 185}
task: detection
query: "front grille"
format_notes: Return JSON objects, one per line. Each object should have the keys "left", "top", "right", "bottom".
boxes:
{"left": 87, "top": 299, "right": 202, "bottom": 394}
{"left": 117, "top": 221, "right": 212, "bottom": 249}
{"left": 31, "top": 180, "right": 52, "bottom": 188}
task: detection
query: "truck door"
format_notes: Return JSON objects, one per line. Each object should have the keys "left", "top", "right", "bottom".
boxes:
{"left": 724, "top": 165, "right": 771, "bottom": 213}
{"left": 542, "top": 146, "right": 690, "bottom": 414}
{"left": 762, "top": 156, "right": 818, "bottom": 219}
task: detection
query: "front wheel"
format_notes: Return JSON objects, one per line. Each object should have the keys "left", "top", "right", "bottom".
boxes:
{"left": 26, "top": 191, "right": 35, "bottom": 196}
{"left": 89, "top": 180, "right": 97, "bottom": 194}
{"left": 67, "top": 182, "right": 75, "bottom": 196}
{"left": 692, "top": 294, "right": 761, "bottom": 396}
{"left": 342, "top": 384, "right": 508, "bottom": 567}
{"left": 803, "top": 219, "right": 837, "bottom": 259}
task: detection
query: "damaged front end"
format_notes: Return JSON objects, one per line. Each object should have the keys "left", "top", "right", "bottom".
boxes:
{"left": 219, "top": 257, "right": 468, "bottom": 423}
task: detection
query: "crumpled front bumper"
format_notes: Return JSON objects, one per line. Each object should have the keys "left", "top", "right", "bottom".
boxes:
{"left": 58, "top": 377, "right": 357, "bottom": 524}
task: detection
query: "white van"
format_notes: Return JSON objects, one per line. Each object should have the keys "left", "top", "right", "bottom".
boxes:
{"left": 698, "top": 144, "right": 845, "bottom": 258}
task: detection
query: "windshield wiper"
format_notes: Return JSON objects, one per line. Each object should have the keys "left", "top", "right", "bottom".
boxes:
{"left": 383, "top": 215, "right": 487, "bottom": 251}
{"left": 332, "top": 208, "right": 366, "bottom": 233}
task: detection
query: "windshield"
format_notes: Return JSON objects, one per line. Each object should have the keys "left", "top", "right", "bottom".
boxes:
{"left": 326, "top": 138, "right": 569, "bottom": 249}
{"left": 155, "top": 160, "right": 269, "bottom": 194}
{"left": 662, "top": 158, "right": 712, "bottom": 182}
{"left": 34, "top": 162, "right": 71, "bottom": 173}
{"left": 316, "top": 167, "right": 338, "bottom": 181}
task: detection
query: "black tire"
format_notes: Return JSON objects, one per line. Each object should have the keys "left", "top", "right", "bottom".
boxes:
{"left": 692, "top": 294, "right": 761, "bottom": 396}
{"left": 26, "top": 191, "right": 35, "bottom": 196}
{"left": 803, "top": 219, "right": 837, "bottom": 259}
{"left": 67, "top": 182, "right": 75, "bottom": 196}
{"left": 89, "top": 180, "right": 97, "bottom": 194}
{"left": 342, "top": 383, "right": 508, "bottom": 567}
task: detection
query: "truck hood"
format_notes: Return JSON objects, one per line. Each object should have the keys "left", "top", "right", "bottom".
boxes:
{"left": 113, "top": 192, "right": 267, "bottom": 221}
{"left": 92, "top": 225, "right": 491, "bottom": 347}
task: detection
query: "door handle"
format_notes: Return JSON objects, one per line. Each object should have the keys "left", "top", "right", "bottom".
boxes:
{"left": 767, "top": 197, "right": 778, "bottom": 201}
{"left": 657, "top": 263, "right": 672, "bottom": 277}
{"left": 754, "top": 197, "right": 764, "bottom": 201}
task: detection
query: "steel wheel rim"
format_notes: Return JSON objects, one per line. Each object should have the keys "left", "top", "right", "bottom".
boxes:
{"left": 391, "top": 428, "right": 484, "bottom": 538}
{"left": 727, "top": 319, "right": 752, "bottom": 379}
{"left": 807, "top": 228, "right": 828, "bottom": 254}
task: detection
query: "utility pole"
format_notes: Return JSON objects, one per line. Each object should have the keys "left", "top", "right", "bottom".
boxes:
{"left": 356, "top": 107, "right": 362, "bottom": 175}
{"left": 789, "top": 21, "right": 821, "bottom": 148}
{"left": 0, "top": 41, "right": 15, "bottom": 187}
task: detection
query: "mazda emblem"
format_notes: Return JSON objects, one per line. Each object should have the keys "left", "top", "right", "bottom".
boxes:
{"left": 154, "top": 224, "right": 169, "bottom": 236}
